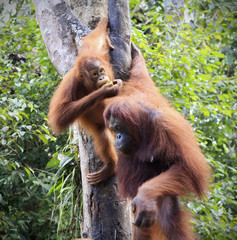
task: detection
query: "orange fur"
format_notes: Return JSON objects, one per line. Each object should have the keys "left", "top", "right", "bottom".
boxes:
{"left": 104, "top": 46, "right": 211, "bottom": 239}
{"left": 48, "top": 18, "right": 120, "bottom": 184}
{"left": 48, "top": 16, "right": 210, "bottom": 238}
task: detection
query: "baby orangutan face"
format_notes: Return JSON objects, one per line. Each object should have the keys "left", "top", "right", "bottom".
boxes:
{"left": 81, "top": 58, "right": 112, "bottom": 90}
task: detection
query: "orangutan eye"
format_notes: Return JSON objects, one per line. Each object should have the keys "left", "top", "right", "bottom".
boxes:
{"left": 100, "top": 68, "right": 105, "bottom": 74}
{"left": 112, "top": 125, "right": 121, "bottom": 133}
{"left": 91, "top": 71, "right": 98, "bottom": 78}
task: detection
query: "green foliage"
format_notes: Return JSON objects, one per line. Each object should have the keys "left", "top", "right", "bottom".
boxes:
{"left": 46, "top": 138, "right": 82, "bottom": 238}
{"left": 1, "top": 0, "right": 236, "bottom": 239}
{"left": 0, "top": 2, "right": 81, "bottom": 239}
{"left": 130, "top": 0, "right": 237, "bottom": 239}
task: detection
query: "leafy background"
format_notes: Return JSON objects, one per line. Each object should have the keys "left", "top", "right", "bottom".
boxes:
{"left": 0, "top": 0, "right": 236, "bottom": 239}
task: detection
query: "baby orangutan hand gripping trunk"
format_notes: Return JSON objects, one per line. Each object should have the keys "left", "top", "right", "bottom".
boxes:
{"left": 48, "top": 18, "right": 122, "bottom": 185}
{"left": 104, "top": 45, "right": 211, "bottom": 240}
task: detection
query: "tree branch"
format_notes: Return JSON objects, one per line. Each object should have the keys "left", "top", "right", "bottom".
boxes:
{"left": 34, "top": 1, "right": 132, "bottom": 239}
{"left": 109, "top": 0, "right": 131, "bottom": 79}
{"left": 33, "top": 0, "right": 90, "bottom": 75}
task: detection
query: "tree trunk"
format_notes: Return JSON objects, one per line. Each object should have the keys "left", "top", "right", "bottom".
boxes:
{"left": 108, "top": 0, "right": 131, "bottom": 79}
{"left": 66, "top": 0, "right": 108, "bottom": 29}
{"left": 33, "top": 0, "right": 132, "bottom": 239}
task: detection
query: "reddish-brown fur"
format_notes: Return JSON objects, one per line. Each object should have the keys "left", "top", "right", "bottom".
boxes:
{"left": 48, "top": 18, "right": 121, "bottom": 184}
{"left": 133, "top": 196, "right": 193, "bottom": 240}
{"left": 104, "top": 46, "right": 211, "bottom": 240}
{"left": 48, "top": 15, "right": 210, "bottom": 238}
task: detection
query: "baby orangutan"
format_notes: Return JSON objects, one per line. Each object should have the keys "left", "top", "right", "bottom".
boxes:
{"left": 48, "top": 18, "right": 121, "bottom": 184}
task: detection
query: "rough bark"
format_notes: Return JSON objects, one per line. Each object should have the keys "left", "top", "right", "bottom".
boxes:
{"left": 67, "top": 0, "right": 132, "bottom": 79}
{"left": 108, "top": 0, "right": 131, "bottom": 79}
{"left": 66, "top": 0, "right": 108, "bottom": 29}
{"left": 33, "top": 0, "right": 90, "bottom": 75}
{"left": 76, "top": 127, "right": 132, "bottom": 240}
{"left": 33, "top": 0, "right": 132, "bottom": 239}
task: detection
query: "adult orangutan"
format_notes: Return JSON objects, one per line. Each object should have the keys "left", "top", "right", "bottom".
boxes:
{"left": 48, "top": 14, "right": 210, "bottom": 239}
{"left": 104, "top": 45, "right": 211, "bottom": 240}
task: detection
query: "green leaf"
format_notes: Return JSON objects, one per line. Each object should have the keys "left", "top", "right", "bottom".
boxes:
{"left": 212, "top": 51, "right": 225, "bottom": 58}
{"left": 38, "top": 134, "right": 48, "bottom": 144}
{"left": 24, "top": 167, "right": 31, "bottom": 176}
{"left": 46, "top": 157, "right": 60, "bottom": 169}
